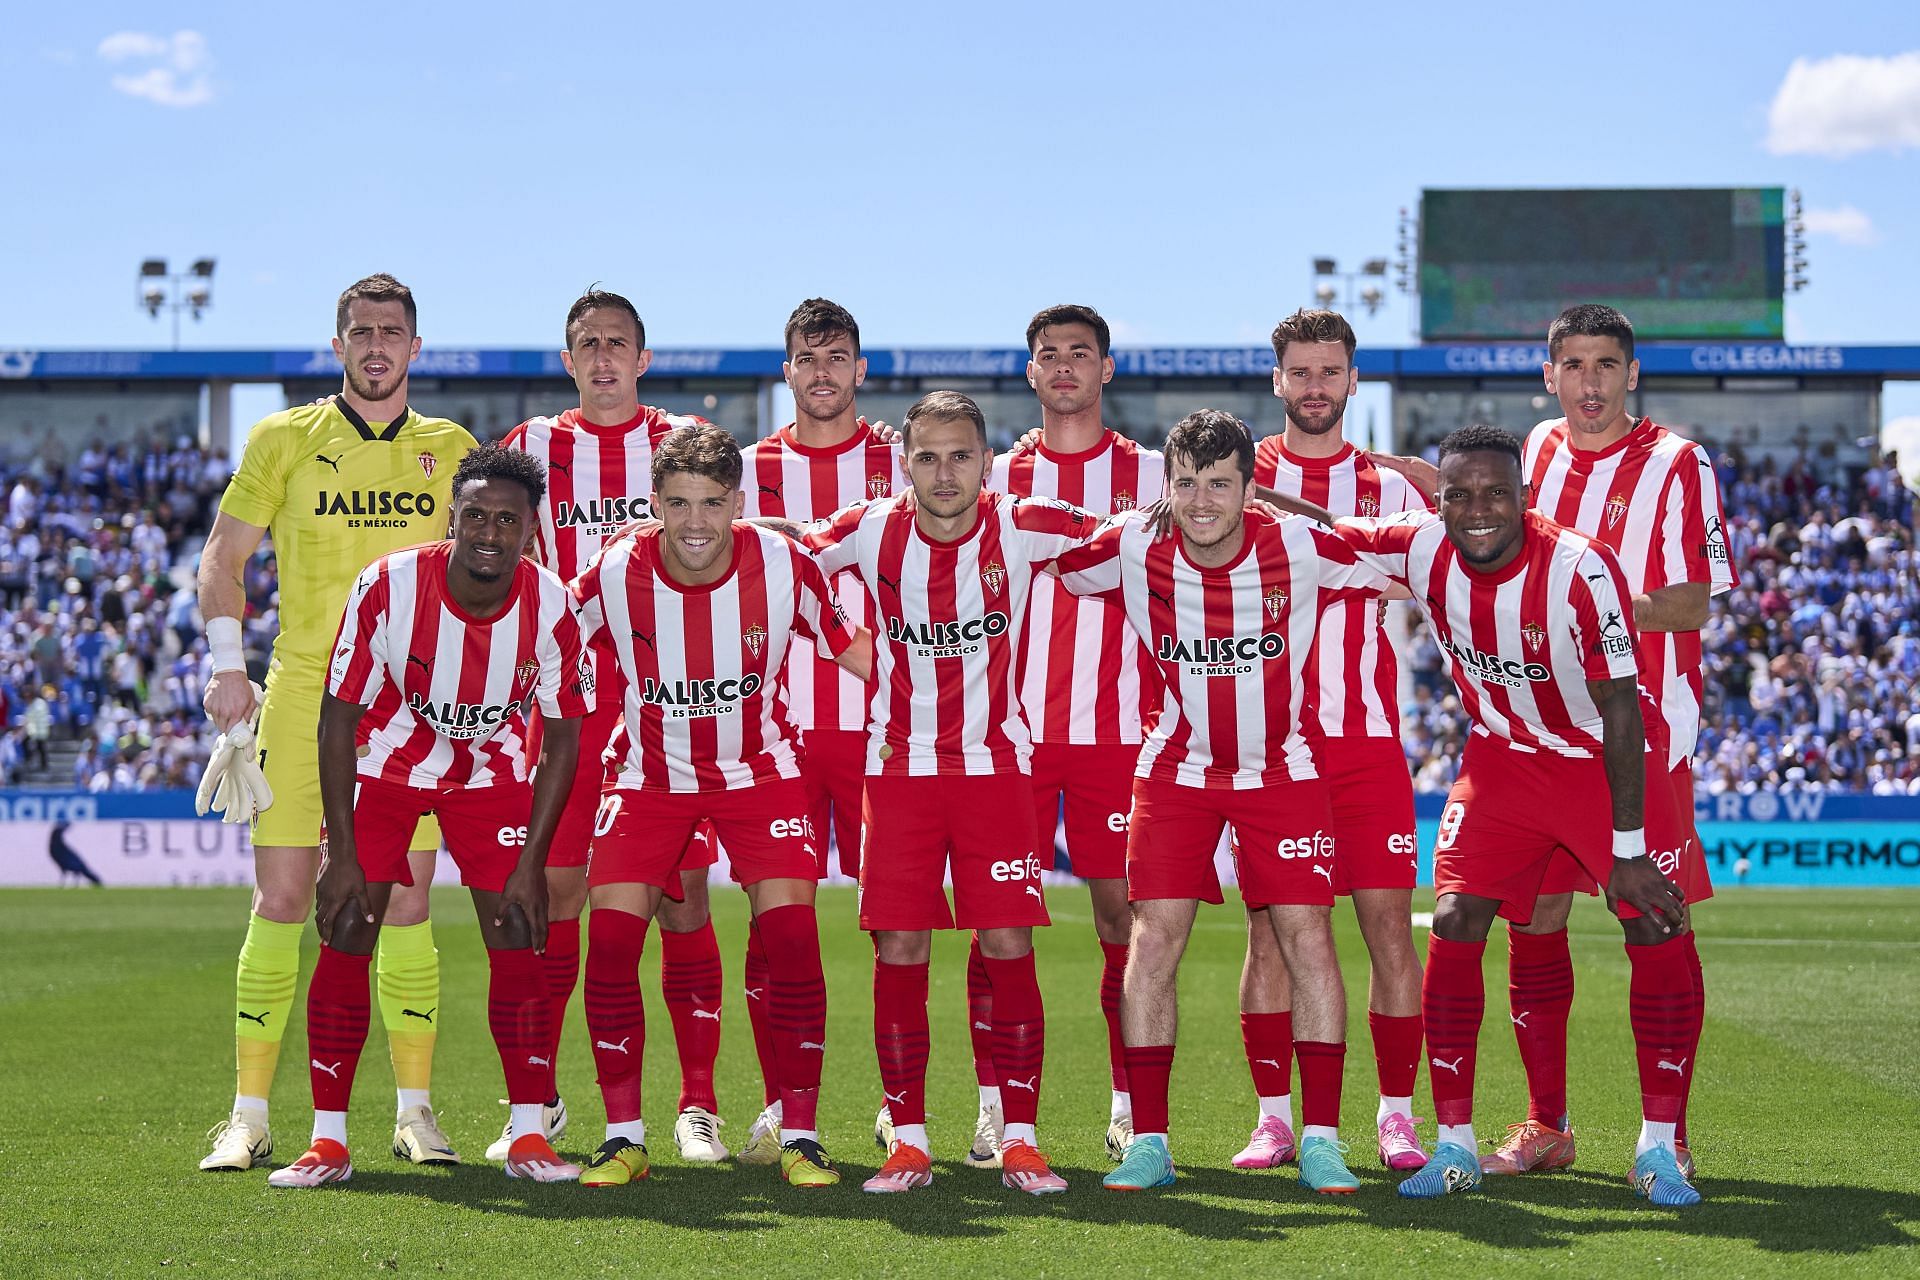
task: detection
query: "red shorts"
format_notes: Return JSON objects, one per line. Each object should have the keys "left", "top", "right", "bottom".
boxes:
{"left": 1314, "top": 735, "right": 1419, "bottom": 895}
{"left": 1537, "top": 760, "right": 1711, "bottom": 905}
{"left": 858, "top": 773, "right": 1048, "bottom": 932}
{"left": 1434, "top": 736, "right": 1691, "bottom": 924}
{"left": 800, "top": 727, "right": 868, "bottom": 879}
{"left": 352, "top": 775, "right": 528, "bottom": 893}
{"left": 589, "top": 779, "right": 817, "bottom": 890}
{"left": 1127, "top": 776, "right": 1336, "bottom": 907}
{"left": 1028, "top": 741, "right": 1138, "bottom": 881}
{"left": 544, "top": 693, "right": 624, "bottom": 870}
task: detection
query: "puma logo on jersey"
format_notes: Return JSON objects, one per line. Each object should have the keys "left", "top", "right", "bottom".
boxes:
{"left": 1147, "top": 588, "right": 1176, "bottom": 609}
{"left": 1024, "top": 884, "right": 1043, "bottom": 902}
{"left": 1311, "top": 865, "right": 1333, "bottom": 883}
{"left": 691, "top": 1008, "right": 721, "bottom": 1021}
{"left": 876, "top": 571, "right": 900, "bottom": 596}
{"left": 237, "top": 1009, "right": 269, "bottom": 1026}
{"left": 596, "top": 1037, "right": 631, "bottom": 1054}
{"left": 630, "top": 630, "right": 655, "bottom": 652}
{"left": 402, "top": 1006, "right": 435, "bottom": 1023}
{"left": 311, "top": 1059, "right": 343, "bottom": 1079}
{"left": 758, "top": 482, "right": 783, "bottom": 498}
{"left": 315, "top": 453, "right": 342, "bottom": 472}
{"left": 406, "top": 654, "right": 432, "bottom": 674}
{"left": 548, "top": 460, "right": 571, "bottom": 477}
{"left": 1430, "top": 1055, "right": 1464, "bottom": 1075}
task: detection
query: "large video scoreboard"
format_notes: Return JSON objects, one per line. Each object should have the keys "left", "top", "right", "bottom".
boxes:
{"left": 1418, "top": 187, "right": 1786, "bottom": 342}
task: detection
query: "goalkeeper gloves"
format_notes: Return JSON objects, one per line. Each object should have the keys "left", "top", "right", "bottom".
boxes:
{"left": 196, "top": 682, "right": 274, "bottom": 824}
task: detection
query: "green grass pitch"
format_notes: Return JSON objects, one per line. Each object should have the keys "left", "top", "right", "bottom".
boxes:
{"left": 2, "top": 886, "right": 1917, "bottom": 1277}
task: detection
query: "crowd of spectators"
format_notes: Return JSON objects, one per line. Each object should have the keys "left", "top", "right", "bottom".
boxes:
{"left": 1398, "top": 447, "right": 1920, "bottom": 796}
{"left": 3, "top": 428, "right": 1915, "bottom": 799}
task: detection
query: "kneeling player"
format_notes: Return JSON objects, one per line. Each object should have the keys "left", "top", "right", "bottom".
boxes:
{"left": 1271, "top": 425, "right": 1701, "bottom": 1206}
{"left": 1053, "top": 409, "right": 1393, "bottom": 1195}
{"left": 570, "top": 424, "right": 871, "bottom": 1189}
{"left": 270, "top": 446, "right": 588, "bottom": 1187}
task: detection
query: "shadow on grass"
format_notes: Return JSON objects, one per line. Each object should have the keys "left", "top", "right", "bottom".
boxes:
{"left": 328, "top": 1159, "right": 1920, "bottom": 1253}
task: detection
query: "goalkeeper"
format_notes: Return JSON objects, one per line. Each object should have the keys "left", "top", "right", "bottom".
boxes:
{"left": 195, "top": 274, "right": 476, "bottom": 1174}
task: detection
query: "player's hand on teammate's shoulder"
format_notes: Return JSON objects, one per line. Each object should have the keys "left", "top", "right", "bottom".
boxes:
{"left": 1367, "top": 450, "right": 1439, "bottom": 494}
{"left": 1010, "top": 426, "right": 1044, "bottom": 455}
{"left": 202, "top": 668, "right": 260, "bottom": 733}
{"left": 1606, "top": 857, "right": 1687, "bottom": 933}
{"left": 868, "top": 419, "right": 901, "bottom": 445}
{"left": 1141, "top": 496, "right": 1173, "bottom": 540}
{"left": 305, "top": 393, "right": 340, "bottom": 408}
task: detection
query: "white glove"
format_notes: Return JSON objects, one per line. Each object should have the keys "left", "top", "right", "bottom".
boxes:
{"left": 196, "top": 683, "right": 274, "bottom": 824}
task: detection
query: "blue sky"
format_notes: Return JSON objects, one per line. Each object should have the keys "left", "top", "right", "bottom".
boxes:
{"left": 3, "top": 3, "right": 1917, "bottom": 396}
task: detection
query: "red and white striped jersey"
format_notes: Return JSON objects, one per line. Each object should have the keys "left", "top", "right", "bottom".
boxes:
{"left": 1056, "top": 509, "right": 1390, "bottom": 790}
{"left": 327, "top": 542, "right": 589, "bottom": 789}
{"left": 740, "top": 420, "right": 898, "bottom": 734}
{"left": 989, "top": 432, "right": 1165, "bottom": 746}
{"left": 804, "top": 491, "right": 1099, "bottom": 777}
{"left": 503, "top": 405, "right": 708, "bottom": 582}
{"left": 571, "top": 525, "right": 854, "bottom": 793}
{"left": 1335, "top": 510, "right": 1649, "bottom": 759}
{"left": 1523, "top": 416, "right": 1738, "bottom": 767}
{"left": 1254, "top": 437, "right": 1432, "bottom": 740}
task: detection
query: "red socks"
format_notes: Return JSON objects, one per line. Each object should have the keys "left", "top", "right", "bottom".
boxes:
{"left": 1124, "top": 1044, "right": 1175, "bottom": 1135}
{"left": 966, "top": 934, "right": 997, "bottom": 1088}
{"left": 306, "top": 946, "right": 372, "bottom": 1113}
{"left": 743, "top": 923, "right": 779, "bottom": 1107}
{"left": 541, "top": 917, "right": 581, "bottom": 1081}
{"left": 1422, "top": 935, "right": 1486, "bottom": 1128}
{"left": 1100, "top": 940, "right": 1129, "bottom": 1092}
{"left": 982, "top": 951, "right": 1045, "bottom": 1128}
{"left": 756, "top": 904, "right": 827, "bottom": 1133}
{"left": 1676, "top": 931, "right": 1704, "bottom": 1143}
{"left": 1241, "top": 1010, "right": 1293, "bottom": 1097}
{"left": 1627, "top": 935, "right": 1695, "bottom": 1125}
{"left": 660, "top": 920, "right": 723, "bottom": 1113}
{"left": 1508, "top": 926, "right": 1575, "bottom": 1125}
{"left": 585, "top": 908, "right": 651, "bottom": 1125}
{"left": 874, "top": 960, "right": 931, "bottom": 1127}
{"left": 488, "top": 945, "right": 556, "bottom": 1104}
{"left": 1295, "top": 1040, "right": 1346, "bottom": 1129}
{"left": 1368, "top": 1010, "right": 1423, "bottom": 1101}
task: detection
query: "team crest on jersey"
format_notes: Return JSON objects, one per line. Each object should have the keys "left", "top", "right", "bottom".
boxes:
{"left": 418, "top": 452, "right": 437, "bottom": 479}
{"left": 1357, "top": 496, "right": 1379, "bottom": 517}
{"left": 867, "top": 473, "right": 890, "bottom": 500}
{"left": 1522, "top": 621, "right": 1548, "bottom": 655}
{"left": 1114, "top": 490, "right": 1136, "bottom": 512}
{"left": 1263, "top": 587, "right": 1288, "bottom": 622}
{"left": 742, "top": 624, "right": 767, "bottom": 660}
{"left": 1604, "top": 494, "right": 1629, "bottom": 528}
{"left": 981, "top": 560, "right": 1006, "bottom": 596}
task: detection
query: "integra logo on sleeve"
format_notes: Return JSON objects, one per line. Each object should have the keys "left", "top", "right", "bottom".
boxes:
{"left": 406, "top": 692, "right": 529, "bottom": 739}
{"left": 1437, "top": 634, "right": 1550, "bottom": 686}
{"left": 641, "top": 673, "right": 762, "bottom": 719}
{"left": 555, "top": 495, "right": 650, "bottom": 532}
{"left": 314, "top": 490, "right": 436, "bottom": 529}
{"left": 885, "top": 612, "right": 1010, "bottom": 657}
{"left": 1157, "top": 631, "right": 1285, "bottom": 676}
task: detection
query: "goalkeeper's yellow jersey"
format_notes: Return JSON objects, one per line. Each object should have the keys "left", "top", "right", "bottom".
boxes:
{"left": 219, "top": 399, "right": 476, "bottom": 689}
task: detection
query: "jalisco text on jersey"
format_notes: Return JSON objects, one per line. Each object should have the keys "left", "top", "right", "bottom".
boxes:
{"left": 313, "top": 490, "right": 436, "bottom": 517}
{"left": 404, "top": 692, "right": 530, "bottom": 739}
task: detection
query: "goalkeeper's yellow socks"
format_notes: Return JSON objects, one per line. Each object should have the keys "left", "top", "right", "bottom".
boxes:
{"left": 377, "top": 921, "right": 440, "bottom": 1108}
{"left": 234, "top": 913, "right": 305, "bottom": 1109}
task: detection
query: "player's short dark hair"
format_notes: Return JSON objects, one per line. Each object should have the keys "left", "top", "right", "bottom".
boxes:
{"left": 785, "top": 298, "right": 860, "bottom": 358}
{"left": 451, "top": 443, "right": 546, "bottom": 511}
{"left": 1270, "top": 308, "right": 1356, "bottom": 363}
{"left": 903, "top": 390, "right": 988, "bottom": 449}
{"left": 1548, "top": 303, "right": 1635, "bottom": 361}
{"left": 1165, "top": 408, "right": 1254, "bottom": 482}
{"left": 1026, "top": 304, "right": 1111, "bottom": 357}
{"left": 565, "top": 285, "right": 646, "bottom": 350}
{"left": 1438, "top": 424, "right": 1524, "bottom": 470}
{"left": 652, "top": 424, "right": 743, "bottom": 491}
{"left": 336, "top": 274, "right": 416, "bottom": 337}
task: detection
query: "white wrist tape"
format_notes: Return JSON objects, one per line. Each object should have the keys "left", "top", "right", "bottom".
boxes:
{"left": 208, "top": 616, "right": 246, "bottom": 673}
{"left": 1612, "top": 828, "right": 1647, "bottom": 860}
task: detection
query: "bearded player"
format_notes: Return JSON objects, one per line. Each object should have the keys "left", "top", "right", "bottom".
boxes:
{"left": 198, "top": 275, "right": 475, "bottom": 1173}
{"left": 1230, "top": 309, "right": 1431, "bottom": 1173}
{"left": 268, "top": 446, "right": 587, "bottom": 1187}
{"left": 735, "top": 298, "right": 900, "bottom": 1164}
{"left": 981, "top": 304, "right": 1163, "bottom": 1165}
{"left": 499, "top": 287, "right": 730, "bottom": 1165}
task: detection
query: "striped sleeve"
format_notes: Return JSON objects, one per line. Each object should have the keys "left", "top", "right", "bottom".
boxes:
{"left": 801, "top": 499, "right": 873, "bottom": 577}
{"left": 791, "top": 543, "right": 857, "bottom": 659}
{"left": 327, "top": 560, "right": 390, "bottom": 705}
{"left": 534, "top": 572, "right": 589, "bottom": 720}
{"left": 1570, "top": 542, "right": 1641, "bottom": 682}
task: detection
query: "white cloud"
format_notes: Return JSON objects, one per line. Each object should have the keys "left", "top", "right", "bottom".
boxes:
{"left": 1801, "top": 204, "right": 1879, "bottom": 246}
{"left": 96, "top": 30, "right": 213, "bottom": 108}
{"left": 1766, "top": 51, "right": 1920, "bottom": 157}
